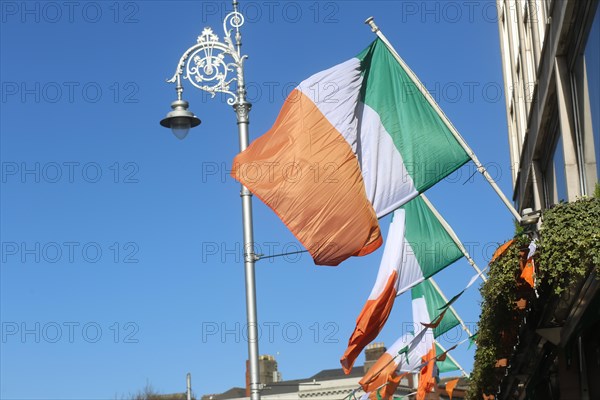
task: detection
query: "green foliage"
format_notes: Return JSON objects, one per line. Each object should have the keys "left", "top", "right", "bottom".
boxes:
{"left": 538, "top": 198, "right": 600, "bottom": 295}
{"left": 467, "top": 198, "right": 600, "bottom": 399}
{"left": 467, "top": 236, "right": 528, "bottom": 399}
{"left": 594, "top": 182, "right": 600, "bottom": 198}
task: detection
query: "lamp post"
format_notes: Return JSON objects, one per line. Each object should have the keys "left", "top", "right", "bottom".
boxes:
{"left": 160, "top": 2, "right": 261, "bottom": 400}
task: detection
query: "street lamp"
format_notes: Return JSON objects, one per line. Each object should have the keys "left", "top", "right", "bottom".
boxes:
{"left": 159, "top": 99, "right": 201, "bottom": 140}
{"left": 160, "top": 2, "right": 261, "bottom": 400}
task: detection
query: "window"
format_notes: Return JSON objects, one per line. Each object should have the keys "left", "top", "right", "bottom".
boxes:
{"left": 509, "top": 104, "right": 521, "bottom": 185}
{"left": 501, "top": 4, "right": 514, "bottom": 100}
{"left": 571, "top": 3, "right": 600, "bottom": 193}
{"left": 544, "top": 0, "right": 553, "bottom": 23}
{"left": 516, "top": 58, "right": 528, "bottom": 142}
{"left": 534, "top": 0, "right": 547, "bottom": 47}
{"left": 523, "top": 2, "right": 537, "bottom": 109}
{"left": 508, "top": 0, "right": 520, "bottom": 65}
{"left": 544, "top": 126, "right": 568, "bottom": 205}
{"left": 583, "top": 6, "right": 600, "bottom": 185}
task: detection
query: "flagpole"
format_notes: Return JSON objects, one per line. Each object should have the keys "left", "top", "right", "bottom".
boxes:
{"left": 429, "top": 277, "right": 472, "bottom": 337}
{"left": 420, "top": 195, "right": 487, "bottom": 282}
{"left": 436, "top": 342, "right": 469, "bottom": 378}
{"left": 364, "top": 17, "right": 522, "bottom": 223}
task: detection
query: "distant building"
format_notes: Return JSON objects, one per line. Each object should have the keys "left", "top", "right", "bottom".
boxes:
{"left": 496, "top": 0, "right": 599, "bottom": 398}
{"left": 363, "top": 342, "right": 387, "bottom": 374}
{"left": 202, "top": 346, "right": 467, "bottom": 400}
{"left": 152, "top": 395, "right": 194, "bottom": 400}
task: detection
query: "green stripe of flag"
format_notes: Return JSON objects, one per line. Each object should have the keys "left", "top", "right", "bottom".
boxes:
{"left": 357, "top": 39, "right": 470, "bottom": 191}
{"left": 401, "top": 196, "right": 463, "bottom": 277}
{"left": 412, "top": 279, "right": 461, "bottom": 338}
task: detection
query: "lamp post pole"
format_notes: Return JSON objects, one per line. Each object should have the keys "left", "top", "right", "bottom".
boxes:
{"left": 160, "top": 2, "right": 261, "bottom": 400}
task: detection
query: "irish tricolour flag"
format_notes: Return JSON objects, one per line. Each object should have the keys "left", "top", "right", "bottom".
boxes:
{"left": 341, "top": 196, "right": 463, "bottom": 373}
{"left": 232, "top": 38, "right": 470, "bottom": 266}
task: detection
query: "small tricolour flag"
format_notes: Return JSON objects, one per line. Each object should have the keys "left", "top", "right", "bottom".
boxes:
{"left": 435, "top": 343, "right": 460, "bottom": 373}
{"left": 468, "top": 332, "right": 478, "bottom": 350}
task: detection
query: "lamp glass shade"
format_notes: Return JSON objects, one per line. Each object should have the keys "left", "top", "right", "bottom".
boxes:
{"left": 170, "top": 116, "right": 192, "bottom": 140}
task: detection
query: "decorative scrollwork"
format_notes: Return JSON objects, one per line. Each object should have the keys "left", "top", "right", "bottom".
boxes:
{"left": 223, "top": 10, "right": 244, "bottom": 32}
{"left": 167, "top": 8, "right": 246, "bottom": 105}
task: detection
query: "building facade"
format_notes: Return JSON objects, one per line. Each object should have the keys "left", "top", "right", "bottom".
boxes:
{"left": 496, "top": 1, "right": 599, "bottom": 399}
{"left": 497, "top": 0, "right": 599, "bottom": 210}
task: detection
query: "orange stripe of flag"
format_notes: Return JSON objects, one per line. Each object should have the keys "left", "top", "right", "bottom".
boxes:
{"left": 490, "top": 239, "right": 515, "bottom": 263}
{"left": 521, "top": 258, "right": 535, "bottom": 288}
{"left": 232, "top": 89, "right": 381, "bottom": 266}
{"left": 341, "top": 270, "right": 398, "bottom": 374}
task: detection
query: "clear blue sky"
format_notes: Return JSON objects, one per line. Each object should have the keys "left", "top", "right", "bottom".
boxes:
{"left": 1, "top": 1, "right": 514, "bottom": 398}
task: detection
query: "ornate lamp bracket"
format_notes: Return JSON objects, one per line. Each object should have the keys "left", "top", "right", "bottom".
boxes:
{"left": 167, "top": 4, "right": 247, "bottom": 106}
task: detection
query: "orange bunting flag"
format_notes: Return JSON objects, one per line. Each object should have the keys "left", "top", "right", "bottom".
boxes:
{"left": 417, "top": 344, "right": 437, "bottom": 400}
{"left": 436, "top": 344, "right": 458, "bottom": 362}
{"left": 521, "top": 259, "right": 535, "bottom": 288}
{"left": 445, "top": 378, "right": 459, "bottom": 400}
{"left": 520, "top": 240, "right": 537, "bottom": 288}
{"left": 360, "top": 349, "right": 401, "bottom": 395}
{"left": 490, "top": 239, "right": 514, "bottom": 263}
{"left": 367, "top": 371, "right": 406, "bottom": 400}
{"left": 420, "top": 308, "right": 449, "bottom": 329}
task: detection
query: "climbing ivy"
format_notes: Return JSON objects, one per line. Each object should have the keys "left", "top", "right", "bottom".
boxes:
{"left": 467, "top": 234, "right": 529, "bottom": 398}
{"left": 467, "top": 197, "right": 600, "bottom": 399}
{"left": 538, "top": 198, "right": 600, "bottom": 295}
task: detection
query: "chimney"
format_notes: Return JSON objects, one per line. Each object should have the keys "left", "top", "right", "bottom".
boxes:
{"left": 245, "top": 360, "right": 250, "bottom": 397}
{"left": 364, "top": 342, "right": 386, "bottom": 373}
{"left": 258, "top": 355, "right": 280, "bottom": 384}
{"left": 246, "top": 355, "right": 281, "bottom": 395}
